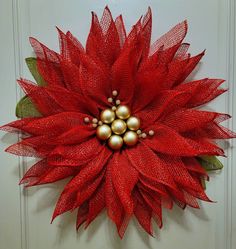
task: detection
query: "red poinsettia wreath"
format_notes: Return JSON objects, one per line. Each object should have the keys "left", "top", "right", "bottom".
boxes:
{"left": 1, "top": 7, "right": 235, "bottom": 238}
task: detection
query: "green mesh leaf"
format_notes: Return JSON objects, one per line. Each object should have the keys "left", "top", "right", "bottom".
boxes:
{"left": 15, "top": 57, "right": 45, "bottom": 118}
{"left": 25, "top": 57, "right": 47, "bottom": 86}
{"left": 16, "top": 96, "right": 41, "bottom": 118}
{"left": 198, "top": 156, "right": 224, "bottom": 171}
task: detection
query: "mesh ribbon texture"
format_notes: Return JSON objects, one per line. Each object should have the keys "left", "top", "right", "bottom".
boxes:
{"left": 1, "top": 6, "right": 236, "bottom": 238}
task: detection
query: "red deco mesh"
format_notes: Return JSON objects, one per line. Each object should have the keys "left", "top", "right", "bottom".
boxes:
{"left": 1, "top": 6, "right": 236, "bottom": 238}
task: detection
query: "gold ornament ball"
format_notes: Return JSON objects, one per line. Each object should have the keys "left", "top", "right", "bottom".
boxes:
{"left": 115, "top": 105, "right": 131, "bottom": 120}
{"left": 123, "top": 131, "right": 138, "bottom": 146}
{"left": 111, "top": 119, "right": 127, "bottom": 135}
{"left": 100, "top": 109, "right": 115, "bottom": 124}
{"left": 126, "top": 116, "right": 141, "bottom": 131}
{"left": 108, "top": 135, "right": 123, "bottom": 150}
{"left": 96, "top": 124, "right": 112, "bottom": 140}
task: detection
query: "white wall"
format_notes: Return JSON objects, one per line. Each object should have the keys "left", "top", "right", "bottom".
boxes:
{"left": 0, "top": 0, "right": 235, "bottom": 249}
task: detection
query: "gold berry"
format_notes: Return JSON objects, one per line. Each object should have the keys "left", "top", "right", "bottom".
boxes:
{"left": 108, "top": 135, "right": 123, "bottom": 150}
{"left": 115, "top": 105, "right": 131, "bottom": 119}
{"left": 123, "top": 131, "right": 138, "bottom": 146}
{"left": 100, "top": 109, "right": 115, "bottom": 124}
{"left": 126, "top": 116, "right": 140, "bottom": 131}
{"left": 111, "top": 119, "right": 127, "bottom": 135}
{"left": 96, "top": 124, "right": 112, "bottom": 140}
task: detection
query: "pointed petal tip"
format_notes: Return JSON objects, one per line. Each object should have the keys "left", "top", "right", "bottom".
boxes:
{"left": 183, "top": 19, "right": 188, "bottom": 30}
{"left": 19, "top": 178, "right": 25, "bottom": 185}
{"left": 29, "top": 36, "right": 35, "bottom": 42}
{"left": 104, "top": 5, "right": 111, "bottom": 12}
{"left": 29, "top": 37, "right": 39, "bottom": 47}
{"left": 51, "top": 213, "right": 57, "bottom": 224}
{"left": 118, "top": 230, "right": 125, "bottom": 239}
{"left": 50, "top": 217, "right": 54, "bottom": 224}
{"left": 145, "top": 6, "right": 152, "bottom": 16}
{"left": 91, "top": 11, "right": 98, "bottom": 22}
{"left": 5, "top": 145, "right": 14, "bottom": 154}
{"left": 55, "top": 26, "right": 65, "bottom": 34}
{"left": 101, "top": 5, "right": 114, "bottom": 23}
{"left": 159, "top": 222, "right": 163, "bottom": 229}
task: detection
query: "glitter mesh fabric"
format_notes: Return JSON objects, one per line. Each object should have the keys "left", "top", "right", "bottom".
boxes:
{"left": 1, "top": 6, "right": 236, "bottom": 238}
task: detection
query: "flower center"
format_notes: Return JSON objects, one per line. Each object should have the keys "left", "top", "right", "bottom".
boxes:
{"left": 96, "top": 104, "right": 141, "bottom": 150}
{"left": 83, "top": 90, "right": 155, "bottom": 150}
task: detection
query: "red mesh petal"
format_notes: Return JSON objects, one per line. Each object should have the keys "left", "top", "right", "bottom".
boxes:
{"left": 136, "top": 90, "right": 191, "bottom": 128}
{"left": 51, "top": 125, "right": 95, "bottom": 145}
{"left": 0, "top": 118, "right": 37, "bottom": 134}
{"left": 111, "top": 23, "right": 143, "bottom": 104}
{"left": 150, "top": 20, "right": 187, "bottom": 55}
{"left": 105, "top": 159, "right": 129, "bottom": 238}
{"left": 18, "top": 79, "right": 63, "bottom": 115}
{"left": 52, "top": 189, "right": 77, "bottom": 221}
{"left": 139, "top": 188, "right": 162, "bottom": 228}
{"left": 29, "top": 37, "right": 60, "bottom": 62}
{"left": 64, "top": 147, "right": 111, "bottom": 190}
{"left": 48, "top": 138, "right": 103, "bottom": 167}
{"left": 184, "top": 185, "right": 212, "bottom": 203}
{"left": 22, "top": 112, "right": 91, "bottom": 136}
{"left": 182, "top": 157, "right": 208, "bottom": 177}
{"left": 175, "top": 51, "right": 205, "bottom": 85}
{"left": 59, "top": 59, "right": 83, "bottom": 93}
{"left": 66, "top": 31, "right": 85, "bottom": 66}
{"left": 78, "top": 53, "right": 110, "bottom": 106}
{"left": 20, "top": 135, "right": 55, "bottom": 156}
{"left": 29, "top": 38, "right": 65, "bottom": 87}
{"left": 139, "top": 176, "right": 170, "bottom": 199}
{"left": 86, "top": 12, "right": 104, "bottom": 62}
{"left": 164, "top": 51, "right": 204, "bottom": 89}
{"left": 6, "top": 139, "right": 46, "bottom": 158}
{"left": 76, "top": 202, "right": 88, "bottom": 229}
{"left": 110, "top": 152, "right": 138, "bottom": 214}
{"left": 175, "top": 78, "right": 226, "bottom": 107}
{"left": 86, "top": 7, "right": 120, "bottom": 68}
{"left": 100, "top": 7, "right": 121, "bottom": 65}
{"left": 161, "top": 109, "right": 227, "bottom": 133}
{"left": 141, "top": 7, "right": 152, "bottom": 58}
{"left": 144, "top": 124, "right": 224, "bottom": 156}
{"left": 175, "top": 43, "right": 190, "bottom": 60}
{"left": 86, "top": 183, "right": 106, "bottom": 226}
{"left": 18, "top": 80, "right": 99, "bottom": 117}
{"left": 20, "top": 159, "right": 48, "bottom": 185}
{"left": 115, "top": 15, "right": 126, "bottom": 47}
{"left": 159, "top": 155, "right": 208, "bottom": 198}
{"left": 202, "top": 123, "right": 236, "bottom": 139}
{"left": 126, "top": 143, "right": 178, "bottom": 190}
{"left": 22, "top": 166, "right": 76, "bottom": 187}
{"left": 75, "top": 170, "right": 105, "bottom": 208}
{"left": 182, "top": 191, "right": 199, "bottom": 208}
{"left": 56, "top": 27, "right": 70, "bottom": 59}
{"left": 133, "top": 190, "right": 153, "bottom": 235}
{"left": 37, "top": 167, "right": 75, "bottom": 185}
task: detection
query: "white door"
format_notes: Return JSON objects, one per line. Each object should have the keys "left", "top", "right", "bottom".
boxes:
{"left": 0, "top": 0, "right": 236, "bottom": 249}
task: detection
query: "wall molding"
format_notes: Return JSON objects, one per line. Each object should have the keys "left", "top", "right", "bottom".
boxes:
{"left": 225, "top": 0, "right": 236, "bottom": 248}
{"left": 12, "top": 0, "right": 29, "bottom": 249}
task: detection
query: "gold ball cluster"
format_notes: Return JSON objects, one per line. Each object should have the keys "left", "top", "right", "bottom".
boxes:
{"left": 96, "top": 105, "right": 141, "bottom": 150}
